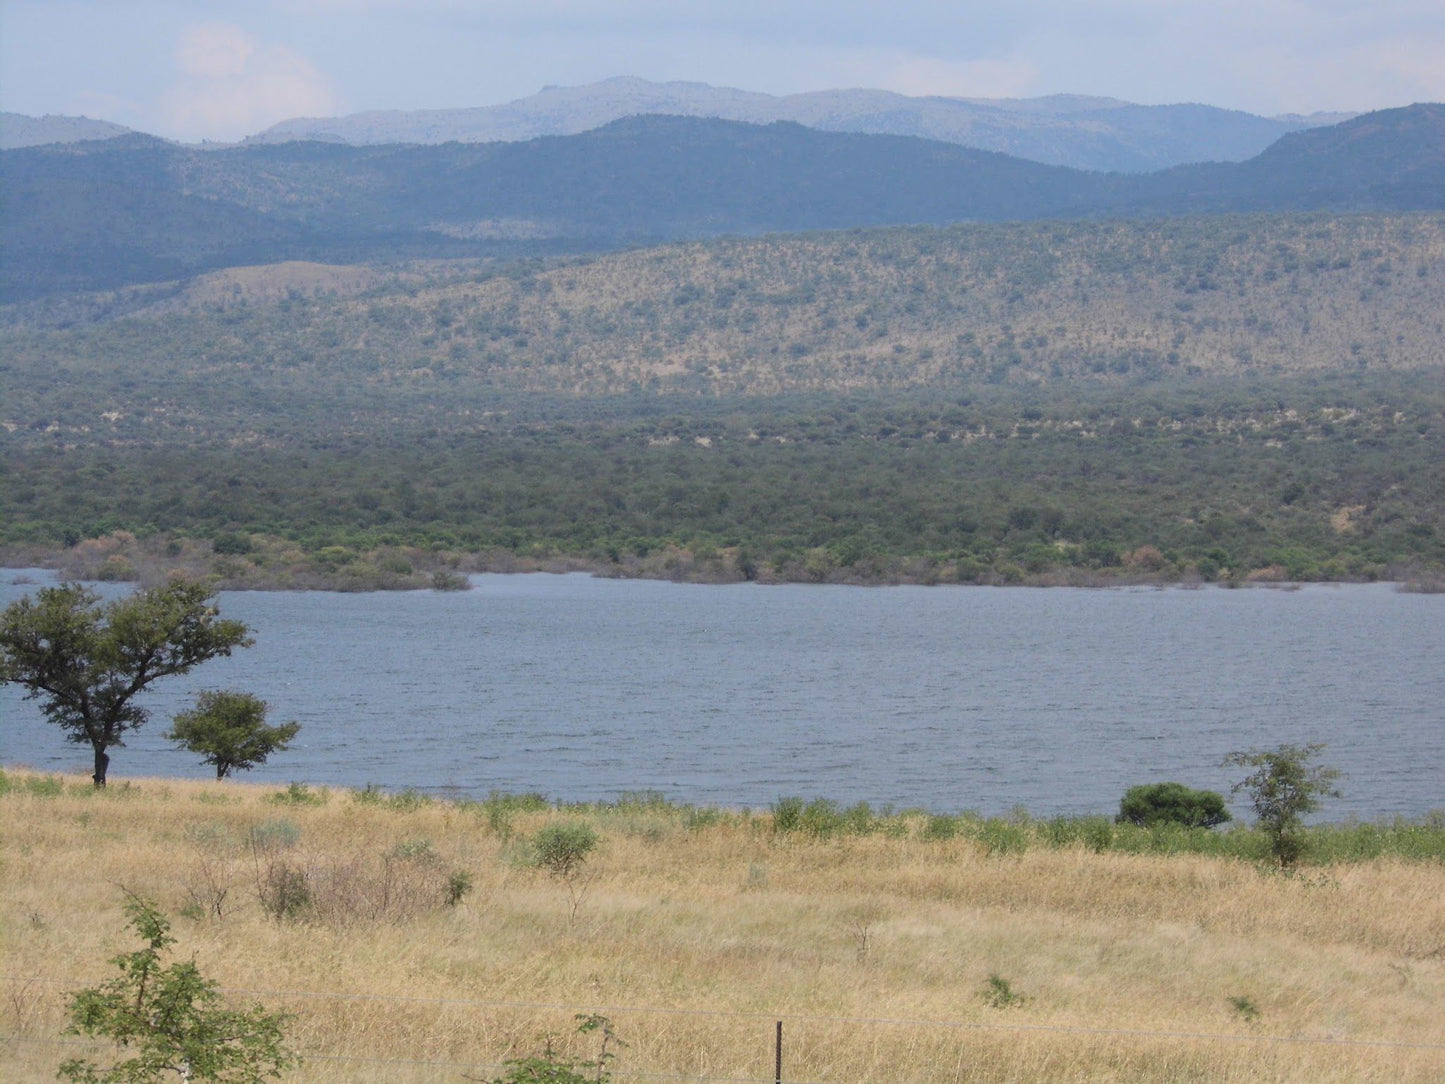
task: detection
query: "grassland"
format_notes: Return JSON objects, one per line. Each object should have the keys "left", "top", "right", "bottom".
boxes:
{"left": 3, "top": 771, "right": 1443, "bottom": 1082}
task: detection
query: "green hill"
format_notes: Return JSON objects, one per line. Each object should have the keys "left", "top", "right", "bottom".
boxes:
{"left": 2, "top": 214, "right": 1441, "bottom": 586}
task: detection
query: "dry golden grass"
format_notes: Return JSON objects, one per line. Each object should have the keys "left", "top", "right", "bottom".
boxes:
{"left": 3, "top": 772, "right": 1443, "bottom": 1083}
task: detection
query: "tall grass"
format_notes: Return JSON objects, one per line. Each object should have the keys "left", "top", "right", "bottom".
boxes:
{"left": 3, "top": 770, "right": 1443, "bottom": 1083}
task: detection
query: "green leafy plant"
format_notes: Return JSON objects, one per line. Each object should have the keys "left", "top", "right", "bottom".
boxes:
{"left": 1228, "top": 994, "right": 1261, "bottom": 1023}
{"left": 264, "top": 782, "right": 327, "bottom": 807}
{"left": 166, "top": 691, "right": 300, "bottom": 780}
{"left": 531, "top": 822, "right": 600, "bottom": 925}
{"left": 980, "top": 973, "right": 1028, "bottom": 1009}
{"left": 1224, "top": 743, "right": 1342, "bottom": 866}
{"left": 59, "top": 893, "right": 296, "bottom": 1082}
{"left": 532, "top": 822, "right": 600, "bottom": 880}
{"left": 482, "top": 1014, "right": 624, "bottom": 1084}
{"left": 1118, "top": 782, "right": 1232, "bottom": 828}
{"left": 445, "top": 870, "right": 474, "bottom": 907}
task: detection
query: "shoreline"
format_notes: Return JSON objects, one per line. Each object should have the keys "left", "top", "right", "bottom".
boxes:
{"left": 5, "top": 535, "right": 1442, "bottom": 594}
{"left": 3, "top": 767, "right": 1442, "bottom": 844}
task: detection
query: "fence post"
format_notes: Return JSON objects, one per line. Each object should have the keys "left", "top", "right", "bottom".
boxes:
{"left": 775, "top": 1019, "right": 783, "bottom": 1084}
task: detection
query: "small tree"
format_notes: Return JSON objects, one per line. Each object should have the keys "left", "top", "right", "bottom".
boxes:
{"left": 532, "top": 822, "right": 600, "bottom": 926}
{"left": 1224, "top": 742, "right": 1342, "bottom": 866}
{"left": 0, "top": 581, "right": 252, "bottom": 786}
{"left": 166, "top": 691, "right": 300, "bottom": 780}
{"left": 59, "top": 893, "right": 296, "bottom": 1083}
{"left": 1118, "top": 782, "right": 1231, "bottom": 828}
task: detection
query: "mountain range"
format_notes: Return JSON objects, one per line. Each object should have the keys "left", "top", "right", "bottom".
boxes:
{"left": 2, "top": 103, "right": 1441, "bottom": 302}
{"left": 4, "top": 78, "right": 1352, "bottom": 174}
{"left": 243, "top": 77, "right": 1351, "bottom": 174}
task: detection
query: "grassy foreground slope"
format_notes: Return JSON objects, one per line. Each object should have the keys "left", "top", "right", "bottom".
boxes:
{"left": 2, "top": 772, "right": 1443, "bottom": 1082}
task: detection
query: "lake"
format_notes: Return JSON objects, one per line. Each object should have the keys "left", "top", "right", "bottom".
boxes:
{"left": 2, "top": 572, "right": 1441, "bottom": 818}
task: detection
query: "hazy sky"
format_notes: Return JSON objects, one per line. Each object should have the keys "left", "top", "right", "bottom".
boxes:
{"left": 3, "top": 0, "right": 1443, "bottom": 142}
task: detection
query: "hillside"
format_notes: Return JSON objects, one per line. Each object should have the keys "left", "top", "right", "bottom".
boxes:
{"left": 3, "top": 106, "right": 1441, "bottom": 302}
{"left": 3, "top": 215, "right": 1442, "bottom": 586}
{"left": 8, "top": 214, "right": 1439, "bottom": 403}
{"left": 248, "top": 76, "right": 1346, "bottom": 173}
{"left": 0, "top": 111, "right": 132, "bottom": 149}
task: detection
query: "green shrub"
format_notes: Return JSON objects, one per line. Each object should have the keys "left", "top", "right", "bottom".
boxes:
{"left": 977, "top": 818, "right": 1030, "bottom": 857}
{"left": 487, "top": 1014, "right": 623, "bottom": 1084}
{"left": 981, "top": 973, "right": 1028, "bottom": 1009}
{"left": 258, "top": 862, "right": 312, "bottom": 922}
{"left": 264, "top": 781, "right": 327, "bottom": 807}
{"left": 430, "top": 570, "right": 470, "bottom": 591}
{"left": 350, "top": 785, "right": 431, "bottom": 812}
{"left": 921, "top": 813, "right": 961, "bottom": 840}
{"left": 248, "top": 818, "right": 301, "bottom": 850}
{"left": 445, "top": 870, "right": 474, "bottom": 907}
{"left": 21, "top": 773, "right": 66, "bottom": 798}
{"left": 59, "top": 894, "right": 295, "bottom": 1082}
{"left": 771, "top": 796, "right": 805, "bottom": 834}
{"left": 683, "top": 807, "right": 723, "bottom": 831}
{"left": 1118, "top": 782, "right": 1231, "bottom": 828}
{"left": 532, "top": 822, "right": 600, "bottom": 880}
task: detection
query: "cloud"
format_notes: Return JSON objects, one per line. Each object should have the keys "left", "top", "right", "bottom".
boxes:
{"left": 176, "top": 23, "right": 257, "bottom": 79}
{"left": 870, "top": 53, "right": 1041, "bottom": 100}
{"left": 159, "top": 23, "right": 341, "bottom": 141}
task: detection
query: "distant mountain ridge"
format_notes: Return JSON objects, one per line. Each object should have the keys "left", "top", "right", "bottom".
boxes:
{"left": 2, "top": 104, "right": 1440, "bottom": 302}
{"left": 0, "top": 111, "right": 133, "bottom": 149}
{"left": 247, "top": 76, "right": 1351, "bottom": 173}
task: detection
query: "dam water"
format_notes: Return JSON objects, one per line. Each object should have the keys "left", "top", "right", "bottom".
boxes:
{"left": 2, "top": 572, "right": 1441, "bottom": 818}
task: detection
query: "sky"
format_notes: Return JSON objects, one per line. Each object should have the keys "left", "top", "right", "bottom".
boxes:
{"left": 3, "top": 0, "right": 1444, "bottom": 143}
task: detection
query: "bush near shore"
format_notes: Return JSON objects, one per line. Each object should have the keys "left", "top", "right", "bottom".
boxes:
{"left": 3, "top": 770, "right": 1443, "bottom": 1083}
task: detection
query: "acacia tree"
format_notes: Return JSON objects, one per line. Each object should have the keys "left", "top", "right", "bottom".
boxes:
{"left": 166, "top": 691, "right": 300, "bottom": 779}
{"left": 0, "top": 581, "right": 252, "bottom": 786}
{"left": 1224, "top": 742, "right": 1342, "bottom": 866}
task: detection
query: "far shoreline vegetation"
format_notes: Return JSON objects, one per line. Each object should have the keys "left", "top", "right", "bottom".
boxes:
{"left": 3, "top": 527, "right": 1443, "bottom": 592}
{"left": 3, "top": 217, "right": 1443, "bottom": 597}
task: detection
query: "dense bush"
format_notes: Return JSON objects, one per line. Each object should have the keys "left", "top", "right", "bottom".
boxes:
{"left": 1118, "top": 782, "right": 1232, "bottom": 829}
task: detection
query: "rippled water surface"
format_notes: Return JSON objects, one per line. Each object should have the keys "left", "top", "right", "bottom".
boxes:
{"left": 2, "top": 573, "right": 1441, "bottom": 817}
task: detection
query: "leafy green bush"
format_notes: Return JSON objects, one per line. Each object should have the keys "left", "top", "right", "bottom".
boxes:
{"left": 770, "top": 796, "right": 806, "bottom": 835}
{"left": 264, "top": 782, "right": 327, "bottom": 807}
{"left": 60, "top": 894, "right": 296, "bottom": 1082}
{"left": 1118, "top": 782, "right": 1232, "bottom": 828}
{"left": 532, "top": 823, "right": 600, "bottom": 879}
{"left": 977, "top": 818, "right": 1031, "bottom": 857}
{"left": 981, "top": 973, "right": 1028, "bottom": 1009}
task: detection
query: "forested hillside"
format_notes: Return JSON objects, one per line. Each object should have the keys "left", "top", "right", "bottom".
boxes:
{"left": 2, "top": 213, "right": 1441, "bottom": 586}
{"left": 6, "top": 214, "right": 1441, "bottom": 415}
